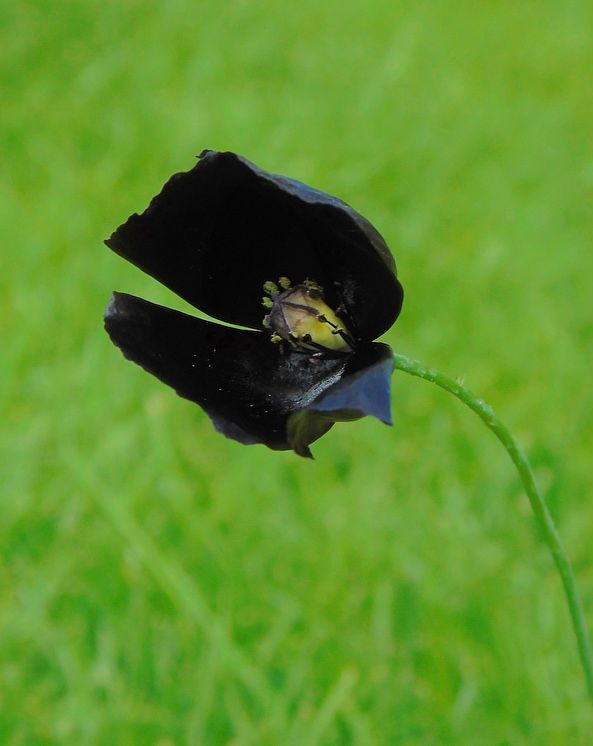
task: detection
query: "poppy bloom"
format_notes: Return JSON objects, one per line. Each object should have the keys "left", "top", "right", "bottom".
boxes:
{"left": 104, "top": 150, "right": 404, "bottom": 456}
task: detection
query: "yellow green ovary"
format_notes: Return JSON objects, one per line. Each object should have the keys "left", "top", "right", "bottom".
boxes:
{"left": 282, "top": 288, "right": 351, "bottom": 352}
{"left": 262, "top": 278, "right": 353, "bottom": 353}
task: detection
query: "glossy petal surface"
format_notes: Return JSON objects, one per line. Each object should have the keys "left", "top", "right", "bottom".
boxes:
{"left": 104, "top": 292, "right": 355, "bottom": 451}
{"left": 106, "top": 151, "right": 403, "bottom": 340}
{"left": 287, "top": 344, "right": 394, "bottom": 457}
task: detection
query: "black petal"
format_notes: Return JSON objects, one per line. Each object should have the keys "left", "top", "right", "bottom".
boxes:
{"left": 104, "top": 292, "right": 355, "bottom": 451}
{"left": 106, "top": 151, "right": 403, "bottom": 340}
{"left": 286, "top": 344, "right": 394, "bottom": 457}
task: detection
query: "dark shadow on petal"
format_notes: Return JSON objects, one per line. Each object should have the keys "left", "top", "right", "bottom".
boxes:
{"left": 106, "top": 151, "right": 403, "bottom": 339}
{"left": 287, "top": 344, "right": 394, "bottom": 457}
{"left": 104, "top": 293, "right": 350, "bottom": 451}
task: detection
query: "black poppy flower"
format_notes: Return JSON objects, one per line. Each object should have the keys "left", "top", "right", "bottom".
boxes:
{"left": 104, "top": 150, "right": 404, "bottom": 456}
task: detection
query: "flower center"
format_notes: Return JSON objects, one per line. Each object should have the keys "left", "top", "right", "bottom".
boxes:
{"left": 262, "top": 278, "right": 354, "bottom": 353}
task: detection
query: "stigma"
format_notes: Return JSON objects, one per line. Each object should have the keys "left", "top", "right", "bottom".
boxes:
{"left": 262, "top": 278, "right": 354, "bottom": 353}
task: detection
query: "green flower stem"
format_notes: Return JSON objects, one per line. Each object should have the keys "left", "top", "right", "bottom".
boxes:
{"left": 392, "top": 352, "right": 593, "bottom": 700}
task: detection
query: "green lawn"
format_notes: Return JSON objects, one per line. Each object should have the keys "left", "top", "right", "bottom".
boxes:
{"left": 3, "top": 0, "right": 593, "bottom": 743}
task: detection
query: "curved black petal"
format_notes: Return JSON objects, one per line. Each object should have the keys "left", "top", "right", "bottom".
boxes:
{"left": 105, "top": 151, "right": 403, "bottom": 341}
{"left": 104, "top": 292, "right": 355, "bottom": 451}
{"left": 287, "top": 344, "right": 394, "bottom": 457}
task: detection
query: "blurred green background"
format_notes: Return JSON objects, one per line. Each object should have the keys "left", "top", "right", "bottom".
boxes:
{"left": 3, "top": 0, "right": 593, "bottom": 743}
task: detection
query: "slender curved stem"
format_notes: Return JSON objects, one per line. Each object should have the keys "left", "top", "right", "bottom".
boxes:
{"left": 392, "top": 352, "right": 593, "bottom": 700}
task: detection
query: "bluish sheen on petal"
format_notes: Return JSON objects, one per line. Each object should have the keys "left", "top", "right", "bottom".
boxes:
{"left": 286, "top": 345, "right": 394, "bottom": 457}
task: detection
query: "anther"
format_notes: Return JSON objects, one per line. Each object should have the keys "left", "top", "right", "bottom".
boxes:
{"left": 304, "top": 279, "right": 323, "bottom": 292}
{"left": 335, "top": 329, "right": 355, "bottom": 347}
{"left": 263, "top": 280, "right": 279, "bottom": 296}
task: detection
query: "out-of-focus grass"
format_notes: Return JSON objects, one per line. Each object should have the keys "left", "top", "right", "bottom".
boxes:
{"left": 2, "top": 0, "right": 593, "bottom": 743}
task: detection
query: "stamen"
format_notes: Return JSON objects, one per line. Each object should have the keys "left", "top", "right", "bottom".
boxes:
{"left": 304, "top": 279, "right": 322, "bottom": 293}
{"left": 335, "top": 328, "right": 355, "bottom": 347}
{"left": 263, "top": 280, "right": 279, "bottom": 296}
{"left": 279, "top": 276, "right": 291, "bottom": 290}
